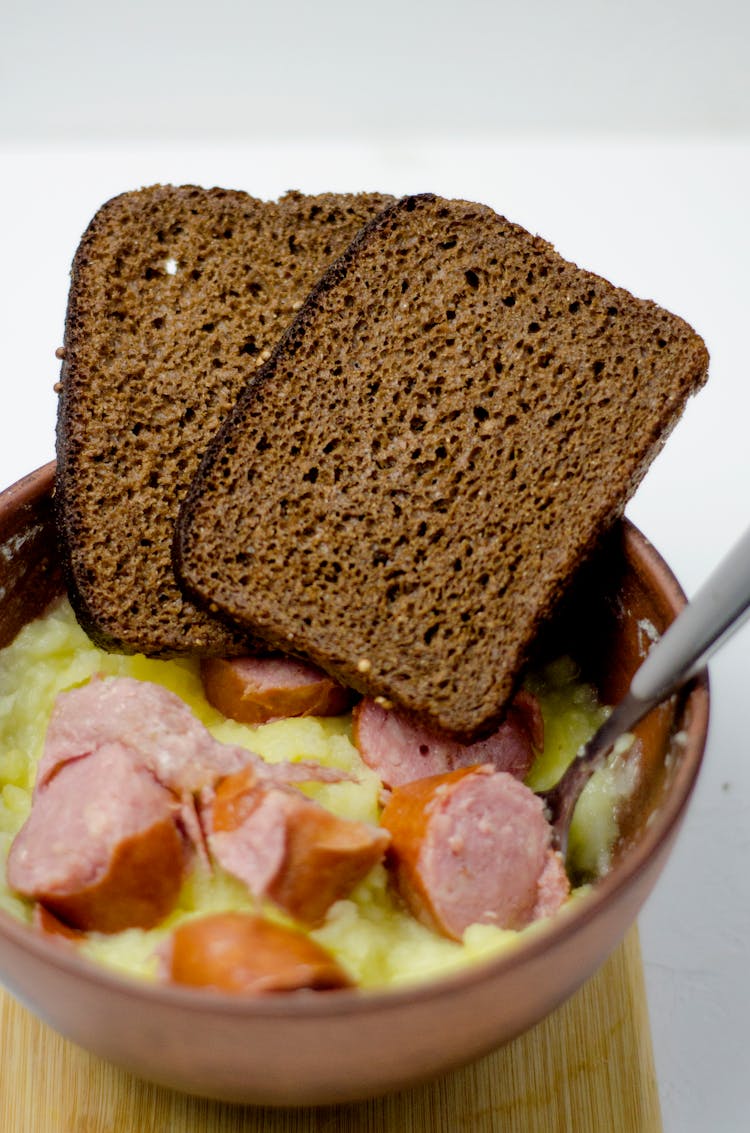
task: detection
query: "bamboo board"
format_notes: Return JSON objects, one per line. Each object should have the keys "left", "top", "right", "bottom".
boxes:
{"left": 0, "top": 926, "right": 661, "bottom": 1132}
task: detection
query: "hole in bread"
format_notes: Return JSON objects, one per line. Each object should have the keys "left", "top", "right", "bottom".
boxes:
{"left": 465, "top": 269, "right": 480, "bottom": 289}
{"left": 239, "top": 338, "right": 258, "bottom": 356}
{"left": 302, "top": 467, "right": 319, "bottom": 484}
{"left": 502, "top": 295, "right": 516, "bottom": 307}
{"left": 528, "top": 321, "right": 541, "bottom": 333}
{"left": 473, "top": 406, "right": 490, "bottom": 423}
{"left": 568, "top": 300, "right": 580, "bottom": 314}
{"left": 440, "top": 238, "right": 457, "bottom": 250}
{"left": 446, "top": 310, "right": 456, "bottom": 321}
{"left": 593, "top": 360, "right": 605, "bottom": 377}
{"left": 424, "top": 624, "right": 439, "bottom": 645}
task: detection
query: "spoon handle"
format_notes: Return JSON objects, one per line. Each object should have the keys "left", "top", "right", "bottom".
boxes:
{"left": 631, "top": 525, "right": 750, "bottom": 705}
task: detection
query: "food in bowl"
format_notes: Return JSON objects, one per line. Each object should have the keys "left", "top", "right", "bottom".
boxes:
{"left": 0, "top": 595, "right": 633, "bottom": 992}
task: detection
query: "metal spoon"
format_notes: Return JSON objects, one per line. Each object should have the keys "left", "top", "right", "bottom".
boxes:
{"left": 542, "top": 524, "right": 750, "bottom": 857}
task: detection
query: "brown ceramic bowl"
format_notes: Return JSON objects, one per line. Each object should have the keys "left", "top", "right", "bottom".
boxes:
{"left": 0, "top": 463, "right": 709, "bottom": 1106}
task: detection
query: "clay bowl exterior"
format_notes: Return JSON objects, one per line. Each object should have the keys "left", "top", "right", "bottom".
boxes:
{"left": 0, "top": 463, "right": 709, "bottom": 1106}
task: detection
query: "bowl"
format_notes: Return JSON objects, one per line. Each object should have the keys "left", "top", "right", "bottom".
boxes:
{"left": 0, "top": 463, "right": 709, "bottom": 1106}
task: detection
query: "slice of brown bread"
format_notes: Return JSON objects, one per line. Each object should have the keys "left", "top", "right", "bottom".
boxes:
{"left": 175, "top": 193, "right": 709, "bottom": 738}
{"left": 55, "top": 184, "right": 395, "bottom": 655}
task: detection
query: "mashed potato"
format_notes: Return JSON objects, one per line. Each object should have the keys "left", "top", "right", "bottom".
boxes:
{"left": 0, "top": 598, "right": 624, "bottom": 989}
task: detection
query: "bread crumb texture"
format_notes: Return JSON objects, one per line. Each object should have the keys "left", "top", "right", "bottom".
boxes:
{"left": 176, "top": 194, "right": 708, "bottom": 737}
{"left": 55, "top": 185, "right": 395, "bottom": 655}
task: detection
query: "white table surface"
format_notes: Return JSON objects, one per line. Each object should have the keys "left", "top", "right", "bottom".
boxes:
{"left": 1, "top": 140, "right": 748, "bottom": 1132}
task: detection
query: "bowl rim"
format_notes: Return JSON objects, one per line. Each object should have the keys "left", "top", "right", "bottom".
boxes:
{"left": 0, "top": 462, "right": 710, "bottom": 1019}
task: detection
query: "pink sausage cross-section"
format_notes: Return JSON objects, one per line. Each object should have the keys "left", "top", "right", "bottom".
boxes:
{"left": 352, "top": 690, "right": 543, "bottom": 789}
{"left": 380, "top": 765, "right": 569, "bottom": 939}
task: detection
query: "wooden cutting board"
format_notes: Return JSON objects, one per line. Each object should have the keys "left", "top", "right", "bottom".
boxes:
{"left": 0, "top": 926, "right": 660, "bottom": 1132}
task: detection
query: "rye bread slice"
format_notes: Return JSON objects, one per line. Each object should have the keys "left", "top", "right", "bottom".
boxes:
{"left": 55, "top": 184, "right": 394, "bottom": 655}
{"left": 175, "top": 193, "right": 709, "bottom": 738}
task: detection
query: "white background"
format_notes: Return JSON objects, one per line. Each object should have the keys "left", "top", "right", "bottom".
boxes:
{"left": 2, "top": 3, "right": 749, "bottom": 1130}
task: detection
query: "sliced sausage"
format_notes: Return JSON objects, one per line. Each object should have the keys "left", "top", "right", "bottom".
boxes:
{"left": 169, "top": 912, "right": 352, "bottom": 993}
{"left": 380, "top": 765, "right": 569, "bottom": 939}
{"left": 36, "top": 675, "right": 348, "bottom": 798}
{"left": 200, "top": 656, "right": 351, "bottom": 725}
{"left": 8, "top": 741, "right": 185, "bottom": 933}
{"left": 205, "top": 766, "right": 390, "bottom": 925}
{"left": 352, "top": 690, "right": 543, "bottom": 789}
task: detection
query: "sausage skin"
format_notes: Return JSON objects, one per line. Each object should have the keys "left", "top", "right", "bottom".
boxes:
{"left": 200, "top": 656, "right": 351, "bottom": 725}
{"left": 380, "top": 765, "right": 569, "bottom": 939}
{"left": 32, "top": 904, "right": 84, "bottom": 942}
{"left": 169, "top": 912, "right": 352, "bottom": 993}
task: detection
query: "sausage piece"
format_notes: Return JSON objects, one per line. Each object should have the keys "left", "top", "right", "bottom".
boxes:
{"left": 352, "top": 690, "right": 543, "bottom": 789}
{"left": 380, "top": 765, "right": 569, "bottom": 939}
{"left": 200, "top": 656, "right": 351, "bottom": 725}
{"left": 36, "top": 675, "right": 348, "bottom": 799}
{"left": 8, "top": 741, "right": 185, "bottom": 933}
{"left": 205, "top": 766, "right": 390, "bottom": 925}
{"left": 169, "top": 912, "right": 352, "bottom": 993}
